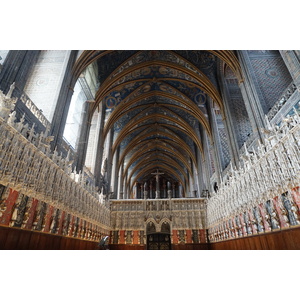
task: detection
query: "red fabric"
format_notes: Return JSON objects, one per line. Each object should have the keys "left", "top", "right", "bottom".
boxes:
{"left": 199, "top": 229, "right": 206, "bottom": 243}
{"left": 172, "top": 230, "right": 178, "bottom": 244}
{"left": 292, "top": 187, "right": 300, "bottom": 211}
{"left": 133, "top": 231, "right": 139, "bottom": 244}
{"left": 186, "top": 230, "right": 192, "bottom": 243}
{"left": 119, "top": 230, "right": 125, "bottom": 244}
{"left": 0, "top": 189, "right": 19, "bottom": 225}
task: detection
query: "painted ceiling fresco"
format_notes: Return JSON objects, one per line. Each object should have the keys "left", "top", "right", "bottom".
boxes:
{"left": 78, "top": 50, "right": 239, "bottom": 186}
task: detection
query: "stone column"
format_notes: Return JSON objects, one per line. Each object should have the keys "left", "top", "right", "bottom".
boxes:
{"left": 162, "top": 178, "right": 167, "bottom": 198}
{"left": 94, "top": 100, "right": 107, "bottom": 188}
{"left": 200, "top": 124, "right": 214, "bottom": 194}
{"left": 217, "top": 74, "right": 240, "bottom": 166}
{"left": 167, "top": 181, "right": 172, "bottom": 199}
{"left": 118, "top": 161, "right": 124, "bottom": 199}
{"left": 237, "top": 51, "right": 266, "bottom": 142}
{"left": 124, "top": 172, "right": 128, "bottom": 199}
{"left": 143, "top": 182, "right": 148, "bottom": 200}
{"left": 140, "top": 183, "right": 144, "bottom": 200}
{"left": 280, "top": 50, "right": 300, "bottom": 91}
{"left": 134, "top": 182, "right": 139, "bottom": 199}
{"left": 149, "top": 180, "right": 154, "bottom": 199}
{"left": 111, "top": 145, "right": 120, "bottom": 199}
{"left": 50, "top": 50, "right": 78, "bottom": 151}
{"left": 192, "top": 159, "right": 201, "bottom": 198}
{"left": 195, "top": 145, "right": 205, "bottom": 193}
{"left": 172, "top": 182, "right": 176, "bottom": 198}
{"left": 0, "top": 50, "right": 40, "bottom": 94}
{"left": 74, "top": 100, "right": 93, "bottom": 172}
{"left": 179, "top": 182, "right": 183, "bottom": 198}
{"left": 206, "top": 98, "right": 223, "bottom": 181}
{"left": 156, "top": 177, "right": 160, "bottom": 199}
{"left": 105, "top": 128, "right": 114, "bottom": 194}
{"left": 189, "top": 158, "right": 199, "bottom": 197}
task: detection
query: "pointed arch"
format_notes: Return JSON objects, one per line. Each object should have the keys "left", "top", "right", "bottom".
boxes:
{"left": 123, "top": 147, "right": 193, "bottom": 179}
{"left": 117, "top": 126, "right": 198, "bottom": 172}
{"left": 126, "top": 155, "right": 189, "bottom": 187}
{"left": 111, "top": 113, "right": 203, "bottom": 156}
{"left": 103, "top": 89, "right": 212, "bottom": 139}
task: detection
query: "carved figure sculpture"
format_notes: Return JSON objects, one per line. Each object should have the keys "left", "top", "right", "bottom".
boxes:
{"left": 0, "top": 84, "right": 17, "bottom": 120}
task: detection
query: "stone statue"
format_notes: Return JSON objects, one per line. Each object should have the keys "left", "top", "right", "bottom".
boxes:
{"left": 290, "top": 201, "right": 300, "bottom": 225}
{"left": 283, "top": 197, "right": 298, "bottom": 226}
{"left": 7, "top": 111, "right": 16, "bottom": 126}
{"left": 143, "top": 182, "right": 148, "bottom": 200}
{"left": 6, "top": 82, "right": 16, "bottom": 99}
{"left": 266, "top": 200, "right": 279, "bottom": 229}
{"left": 144, "top": 191, "right": 148, "bottom": 200}
{"left": 270, "top": 210, "right": 280, "bottom": 229}
{"left": 0, "top": 84, "right": 17, "bottom": 120}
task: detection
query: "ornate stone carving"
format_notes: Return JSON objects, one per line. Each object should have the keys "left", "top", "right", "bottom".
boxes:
{"left": 0, "top": 111, "right": 110, "bottom": 230}
{"left": 207, "top": 111, "right": 300, "bottom": 240}
{"left": 265, "top": 200, "right": 280, "bottom": 230}
{"left": 62, "top": 214, "right": 70, "bottom": 236}
{"left": 34, "top": 202, "right": 47, "bottom": 231}
{"left": 50, "top": 209, "right": 60, "bottom": 234}
{"left": 0, "top": 84, "right": 17, "bottom": 121}
{"left": 12, "top": 195, "right": 29, "bottom": 227}
{"left": 282, "top": 193, "right": 300, "bottom": 226}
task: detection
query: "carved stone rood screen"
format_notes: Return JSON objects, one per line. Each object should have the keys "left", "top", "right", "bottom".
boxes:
{"left": 0, "top": 85, "right": 110, "bottom": 230}
{"left": 207, "top": 111, "right": 300, "bottom": 242}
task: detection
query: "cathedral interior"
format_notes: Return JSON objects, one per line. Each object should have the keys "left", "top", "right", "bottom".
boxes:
{"left": 1, "top": 50, "right": 300, "bottom": 250}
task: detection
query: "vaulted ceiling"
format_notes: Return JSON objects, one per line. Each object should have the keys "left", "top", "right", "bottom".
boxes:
{"left": 73, "top": 51, "right": 242, "bottom": 193}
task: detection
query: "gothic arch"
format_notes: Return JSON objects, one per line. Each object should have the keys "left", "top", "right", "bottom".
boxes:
{"left": 111, "top": 113, "right": 204, "bottom": 156}
{"left": 126, "top": 157, "right": 189, "bottom": 187}
{"left": 145, "top": 218, "right": 159, "bottom": 234}
{"left": 123, "top": 148, "right": 193, "bottom": 180}
{"left": 157, "top": 218, "right": 172, "bottom": 233}
{"left": 117, "top": 127, "right": 198, "bottom": 173}
{"left": 93, "top": 60, "right": 224, "bottom": 114}
{"left": 102, "top": 89, "right": 212, "bottom": 139}
{"left": 73, "top": 50, "right": 243, "bottom": 94}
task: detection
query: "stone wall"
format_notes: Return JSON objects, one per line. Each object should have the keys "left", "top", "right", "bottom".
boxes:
{"left": 0, "top": 50, "right": 9, "bottom": 69}
{"left": 24, "top": 50, "right": 71, "bottom": 122}
{"left": 110, "top": 198, "right": 207, "bottom": 248}
{"left": 224, "top": 65, "right": 252, "bottom": 149}
{"left": 247, "top": 50, "right": 293, "bottom": 115}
